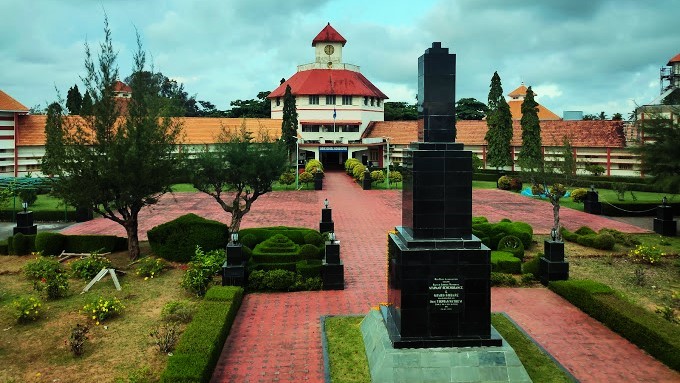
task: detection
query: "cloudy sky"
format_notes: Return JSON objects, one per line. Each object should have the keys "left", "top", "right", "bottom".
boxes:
{"left": 1, "top": 0, "right": 678, "bottom": 118}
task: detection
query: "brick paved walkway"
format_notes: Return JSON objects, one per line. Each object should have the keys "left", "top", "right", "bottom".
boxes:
{"left": 60, "top": 172, "right": 677, "bottom": 382}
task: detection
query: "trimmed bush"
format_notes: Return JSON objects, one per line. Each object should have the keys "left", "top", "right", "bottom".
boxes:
{"left": 239, "top": 226, "right": 320, "bottom": 246}
{"left": 571, "top": 188, "right": 588, "bottom": 203}
{"left": 303, "top": 231, "right": 323, "bottom": 246}
{"left": 305, "top": 159, "right": 324, "bottom": 173}
{"left": 497, "top": 176, "right": 511, "bottom": 190}
{"left": 491, "top": 251, "right": 521, "bottom": 274}
{"left": 65, "top": 235, "right": 126, "bottom": 253}
{"left": 299, "top": 244, "right": 320, "bottom": 260}
{"left": 561, "top": 227, "right": 616, "bottom": 251}
{"left": 575, "top": 226, "right": 596, "bottom": 236}
{"left": 522, "top": 256, "right": 540, "bottom": 276}
{"left": 497, "top": 235, "right": 525, "bottom": 260}
{"left": 252, "top": 234, "right": 300, "bottom": 263}
{"left": 240, "top": 234, "right": 258, "bottom": 249}
{"left": 549, "top": 280, "right": 680, "bottom": 372}
{"left": 0, "top": 239, "right": 8, "bottom": 255}
{"left": 491, "top": 272, "right": 518, "bottom": 286}
{"left": 473, "top": 219, "right": 533, "bottom": 250}
{"left": 12, "top": 233, "right": 36, "bottom": 255}
{"left": 352, "top": 164, "right": 366, "bottom": 180}
{"left": 161, "top": 286, "right": 243, "bottom": 383}
{"left": 35, "top": 232, "right": 66, "bottom": 256}
{"left": 599, "top": 228, "right": 641, "bottom": 247}
{"left": 148, "top": 214, "right": 228, "bottom": 262}
{"left": 296, "top": 259, "right": 322, "bottom": 279}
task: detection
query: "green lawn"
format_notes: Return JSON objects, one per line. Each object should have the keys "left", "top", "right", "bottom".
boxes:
{"left": 472, "top": 180, "right": 498, "bottom": 189}
{"left": 325, "top": 314, "right": 573, "bottom": 383}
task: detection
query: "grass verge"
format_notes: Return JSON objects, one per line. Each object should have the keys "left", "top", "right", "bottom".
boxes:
{"left": 324, "top": 314, "right": 573, "bottom": 383}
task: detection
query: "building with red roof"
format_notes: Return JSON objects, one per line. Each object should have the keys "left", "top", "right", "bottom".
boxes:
{"left": 269, "top": 23, "right": 387, "bottom": 168}
{"left": 506, "top": 83, "right": 561, "bottom": 121}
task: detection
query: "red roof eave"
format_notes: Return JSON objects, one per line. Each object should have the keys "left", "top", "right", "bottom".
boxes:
{"left": 667, "top": 53, "right": 680, "bottom": 65}
{"left": 312, "top": 23, "right": 347, "bottom": 46}
{"left": 268, "top": 69, "right": 388, "bottom": 99}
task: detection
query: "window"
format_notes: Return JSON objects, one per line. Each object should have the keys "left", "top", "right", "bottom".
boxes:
{"left": 302, "top": 125, "right": 320, "bottom": 132}
{"left": 370, "top": 97, "right": 375, "bottom": 106}
{"left": 377, "top": 99, "right": 381, "bottom": 107}
{"left": 342, "top": 95, "right": 352, "bottom": 105}
{"left": 309, "top": 95, "right": 319, "bottom": 105}
{"left": 276, "top": 97, "right": 281, "bottom": 106}
{"left": 364, "top": 97, "right": 368, "bottom": 106}
{"left": 342, "top": 125, "right": 359, "bottom": 132}
{"left": 326, "top": 95, "right": 336, "bottom": 105}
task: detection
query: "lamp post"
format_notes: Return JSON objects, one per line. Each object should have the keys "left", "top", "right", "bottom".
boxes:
{"left": 22, "top": 201, "right": 28, "bottom": 213}
{"left": 383, "top": 137, "right": 390, "bottom": 188}
{"left": 295, "top": 137, "right": 299, "bottom": 190}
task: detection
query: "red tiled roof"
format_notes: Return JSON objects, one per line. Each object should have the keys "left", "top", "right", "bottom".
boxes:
{"left": 0, "top": 89, "right": 29, "bottom": 112}
{"left": 365, "top": 120, "right": 626, "bottom": 148}
{"left": 312, "top": 23, "right": 347, "bottom": 46}
{"left": 508, "top": 84, "right": 528, "bottom": 98}
{"left": 668, "top": 53, "right": 680, "bottom": 65}
{"left": 16, "top": 115, "right": 283, "bottom": 146}
{"left": 508, "top": 99, "right": 561, "bottom": 121}
{"left": 113, "top": 81, "right": 132, "bottom": 93}
{"left": 268, "top": 69, "right": 387, "bottom": 99}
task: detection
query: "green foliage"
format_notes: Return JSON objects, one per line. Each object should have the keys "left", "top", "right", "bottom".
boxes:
{"left": 240, "top": 226, "right": 320, "bottom": 245}
{"left": 490, "top": 272, "right": 518, "bottom": 286}
{"left": 161, "top": 287, "right": 243, "bottom": 383}
{"left": 65, "top": 84, "right": 83, "bottom": 115}
{"left": 384, "top": 101, "right": 418, "bottom": 121}
{"left": 34, "top": 271, "right": 69, "bottom": 300}
{"left": 247, "top": 269, "right": 321, "bottom": 291}
{"left": 161, "top": 300, "right": 196, "bottom": 323}
{"left": 43, "top": 20, "right": 184, "bottom": 260}
{"left": 557, "top": 137, "right": 577, "bottom": 182}
{"left": 204, "top": 287, "right": 242, "bottom": 302}
{"left": 571, "top": 188, "right": 588, "bottom": 203}
{"left": 522, "top": 256, "right": 540, "bottom": 276}
{"left": 456, "top": 97, "right": 488, "bottom": 120}
{"left": 491, "top": 251, "right": 522, "bottom": 274}
{"left": 584, "top": 163, "right": 606, "bottom": 176}
{"left": 11, "top": 233, "right": 36, "bottom": 255}
{"left": 296, "top": 259, "right": 322, "bottom": 278}
{"left": 281, "top": 85, "right": 298, "bottom": 160}
{"left": 189, "top": 124, "right": 288, "bottom": 233}
{"left": 388, "top": 171, "right": 403, "bottom": 184}
{"left": 305, "top": 159, "right": 324, "bottom": 173}
{"left": 71, "top": 252, "right": 112, "bottom": 280}
{"left": 82, "top": 296, "right": 124, "bottom": 323}
{"left": 497, "top": 176, "right": 511, "bottom": 190}
{"left": 561, "top": 227, "right": 616, "bottom": 250}
{"left": 240, "top": 233, "right": 258, "bottom": 249}
{"left": 599, "top": 228, "right": 641, "bottom": 247}
{"left": 345, "top": 158, "right": 362, "bottom": 173}
{"left": 299, "top": 171, "right": 313, "bottom": 186}
{"left": 299, "top": 244, "right": 320, "bottom": 260}
{"left": 18, "top": 188, "right": 38, "bottom": 206}
{"left": 517, "top": 86, "right": 543, "bottom": 171}
{"left": 628, "top": 244, "right": 664, "bottom": 264}
{"left": 150, "top": 323, "right": 179, "bottom": 353}
{"left": 68, "top": 323, "right": 89, "bottom": 357}
{"left": 135, "top": 256, "right": 166, "bottom": 279}
{"left": 472, "top": 219, "right": 533, "bottom": 250}
{"left": 370, "top": 170, "right": 385, "bottom": 184}
{"left": 278, "top": 169, "right": 295, "bottom": 187}
{"left": 471, "top": 154, "right": 483, "bottom": 171}
{"left": 486, "top": 98, "right": 513, "bottom": 169}
{"left": 13, "top": 296, "right": 42, "bottom": 323}
{"left": 352, "top": 164, "right": 366, "bottom": 180}
{"left": 0, "top": 239, "right": 8, "bottom": 255}
{"left": 303, "top": 231, "right": 323, "bottom": 246}
{"left": 147, "top": 213, "right": 228, "bottom": 262}
{"left": 24, "top": 256, "right": 63, "bottom": 280}
{"left": 252, "top": 234, "right": 300, "bottom": 263}
{"left": 65, "top": 234, "right": 127, "bottom": 253}
{"left": 181, "top": 247, "right": 225, "bottom": 297}
{"left": 497, "top": 235, "right": 525, "bottom": 259}
{"left": 550, "top": 280, "right": 680, "bottom": 371}
{"left": 34, "top": 232, "right": 66, "bottom": 256}
{"left": 633, "top": 106, "right": 680, "bottom": 192}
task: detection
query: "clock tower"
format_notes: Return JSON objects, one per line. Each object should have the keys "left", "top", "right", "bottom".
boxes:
{"left": 312, "top": 23, "right": 345, "bottom": 68}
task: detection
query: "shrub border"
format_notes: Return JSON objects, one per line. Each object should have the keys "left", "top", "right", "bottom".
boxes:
{"left": 160, "top": 286, "right": 244, "bottom": 383}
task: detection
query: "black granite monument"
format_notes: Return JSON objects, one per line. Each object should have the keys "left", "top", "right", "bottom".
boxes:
{"left": 382, "top": 43, "right": 499, "bottom": 348}
{"left": 654, "top": 198, "right": 677, "bottom": 236}
{"left": 14, "top": 211, "right": 37, "bottom": 235}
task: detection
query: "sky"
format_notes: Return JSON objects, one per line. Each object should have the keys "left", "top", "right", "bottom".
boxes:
{"left": 1, "top": 0, "right": 679, "bottom": 118}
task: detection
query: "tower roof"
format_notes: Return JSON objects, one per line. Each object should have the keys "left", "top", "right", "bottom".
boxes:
{"left": 0, "top": 89, "right": 29, "bottom": 112}
{"left": 113, "top": 80, "right": 132, "bottom": 93}
{"left": 668, "top": 53, "right": 680, "bottom": 66}
{"left": 312, "top": 23, "right": 347, "bottom": 47}
{"left": 268, "top": 69, "right": 387, "bottom": 99}
{"left": 508, "top": 84, "right": 529, "bottom": 99}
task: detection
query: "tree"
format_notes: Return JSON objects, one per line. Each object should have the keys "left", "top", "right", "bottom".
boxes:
{"left": 633, "top": 106, "right": 680, "bottom": 192}
{"left": 485, "top": 72, "right": 513, "bottom": 170}
{"left": 583, "top": 114, "right": 597, "bottom": 120}
{"left": 66, "top": 85, "right": 83, "bottom": 115}
{"left": 43, "top": 19, "right": 183, "bottom": 260}
{"left": 557, "top": 136, "right": 577, "bottom": 185}
{"left": 227, "top": 91, "right": 271, "bottom": 118}
{"left": 281, "top": 85, "right": 298, "bottom": 162}
{"left": 384, "top": 102, "right": 418, "bottom": 121}
{"left": 455, "top": 98, "right": 488, "bottom": 120}
{"left": 612, "top": 113, "right": 623, "bottom": 121}
{"left": 517, "top": 86, "right": 543, "bottom": 172}
{"left": 598, "top": 111, "right": 607, "bottom": 120}
{"left": 41, "top": 102, "right": 65, "bottom": 175}
{"left": 81, "top": 91, "right": 93, "bottom": 115}
{"left": 189, "top": 124, "right": 288, "bottom": 233}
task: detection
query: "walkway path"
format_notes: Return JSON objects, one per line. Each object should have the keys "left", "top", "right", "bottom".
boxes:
{"left": 60, "top": 172, "right": 675, "bottom": 382}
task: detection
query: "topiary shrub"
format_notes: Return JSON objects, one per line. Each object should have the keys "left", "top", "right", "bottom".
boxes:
{"left": 12, "top": 233, "right": 34, "bottom": 255}
{"left": 303, "top": 231, "right": 323, "bottom": 246}
{"left": 490, "top": 272, "right": 518, "bottom": 286}
{"left": 599, "top": 228, "right": 641, "bottom": 247}
{"left": 575, "top": 226, "right": 596, "bottom": 236}
{"left": 240, "top": 234, "right": 258, "bottom": 249}
{"left": 497, "top": 176, "right": 511, "bottom": 190}
{"left": 147, "top": 214, "right": 228, "bottom": 262}
{"left": 262, "top": 269, "right": 296, "bottom": 291}
{"left": 299, "top": 171, "right": 313, "bottom": 186}
{"left": 497, "top": 235, "right": 525, "bottom": 260}
{"left": 296, "top": 259, "right": 322, "bottom": 279}
{"left": 352, "top": 164, "right": 366, "bottom": 180}
{"left": 508, "top": 177, "right": 523, "bottom": 191}
{"left": 472, "top": 219, "right": 533, "bottom": 250}
{"left": 571, "top": 188, "right": 588, "bottom": 203}
{"left": 299, "top": 244, "right": 320, "bottom": 260}
{"left": 563, "top": 226, "right": 616, "bottom": 251}
{"left": 64, "top": 235, "right": 126, "bottom": 253}
{"left": 252, "top": 234, "right": 300, "bottom": 263}
{"left": 370, "top": 170, "right": 385, "bottom": 184}
{"left": 522, "top": 256, "right": 540, "bottom": 276}
{"left": 345, "top": 158, "right": 361, "bottom": 174}
{"left": 305, "top": 159, "right": 324, "bottom": 174}
{"left": 35, "top": 232, "right": 66, "bottom": 256}
{"left": 0, "top": 239, "right": 8, "bottom": 255}
{"left": 491, "top": 251, "right": 521, "bottom": 274}
{"left": 592, "top": 233, "right": 616, "bottom": 250}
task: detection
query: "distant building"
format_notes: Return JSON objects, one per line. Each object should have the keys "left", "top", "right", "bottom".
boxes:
{"left": 506, "top": 83, "right": 561, "bottom": 120}
{"left": 0, "top": 90, "right": 29, "bottom": 176}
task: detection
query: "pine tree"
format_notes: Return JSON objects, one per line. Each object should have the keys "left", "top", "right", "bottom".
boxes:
{"left": 517, "top": 86, "right": 542, "bottom": 172}
{"left": 81, "top": 91, "right": 93, "bottom": 115}
{"left": 485, "top": 72, "right": 513, "bottom": 169}
{"left": 281, "top": 85, "right": 298, "bottom": 162}
{"left": 41, "top": 103, "right": 64, "bottom": 175}
{"left": 65, "top": 85, "right": 83, "bottom": 115}
{"left": 43, "top": 19, "right": 183, "bottom": 260}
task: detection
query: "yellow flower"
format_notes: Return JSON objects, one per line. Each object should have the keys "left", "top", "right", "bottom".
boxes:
{"left": 96, "top": 321, "right": 100, "bottom": 325}
{"left": 144, "top": 277, "right": 149, "bottom": 281}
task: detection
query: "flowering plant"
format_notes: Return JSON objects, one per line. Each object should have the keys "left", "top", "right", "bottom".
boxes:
{"left": 82, "top": 296, "right": 124, "bottom": 324}
{"left": 628, "top": 244, "right": 664, "bottom": 264}
{"left": 136, "top": 257, "right": 166, "bottom": 279}
{"left": 34, "top": 272, "right": 69, "bottom": 300}
{"left": 13, "top": 296, "right": 42, "bottom": 323}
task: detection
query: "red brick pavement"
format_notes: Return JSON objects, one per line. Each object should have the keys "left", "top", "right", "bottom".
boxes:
{"left": 60, "top": 172, "right": 677, "bottom": 382}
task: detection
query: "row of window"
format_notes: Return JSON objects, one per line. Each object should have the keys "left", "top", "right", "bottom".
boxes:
{"left": 301, "top": 124, "right": 360, "bottom": 133}
{"left": 275, "top": 95, "right": 382, "bottom": 107}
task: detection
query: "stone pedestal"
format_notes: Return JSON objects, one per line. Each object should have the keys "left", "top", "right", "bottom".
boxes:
{"left": 584, "top": 191, "right": 602, "bottom": 215}
{"left": 314, "top": 173, "right": 323, "bottom": 190}
{"left": 539, "top": 240, "right": 569, "bottom": 285}
{"left": 14, "top": 211, "right": 37, "bottom": 235}
{"left": 222, "top": 242, "right": 246, "bottom": 287}
{"left": 654, "top": 205, "right": 677, "bottom": 236}
{"left": 319, "top": 208, "right": 334, "bottom": 233}
{"left": 362, "top": 176, "right": 372, "bottom": 190}
{"left": 322, "top": 240, "right": 344, "bottom": 290}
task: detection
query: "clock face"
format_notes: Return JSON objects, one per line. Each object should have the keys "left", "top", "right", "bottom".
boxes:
{"left": 324, "top": 44, "right": 334, "bottom": 55}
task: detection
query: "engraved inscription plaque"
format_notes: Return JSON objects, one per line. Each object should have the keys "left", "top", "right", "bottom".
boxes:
{"left": 428, "top": 277, "right": 464, "bottom": 313}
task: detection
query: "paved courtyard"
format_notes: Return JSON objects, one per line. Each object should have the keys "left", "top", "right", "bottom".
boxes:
{"left": 61, "top": 172, "right": 677, "bottom": 382}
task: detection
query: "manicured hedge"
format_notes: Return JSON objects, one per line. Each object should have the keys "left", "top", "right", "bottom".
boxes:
{"left": 296, "top": 259, "right": 322, "bottom": 279}
{"left": 560, "top": 226, "right": 616, "bottom": 250}
{"left": 472, "top": 218, "right": 533, "bottom": 250}
{"left": 549, "top": 280, "right": 680, "bottom": 372}
{"left": 31, "top": 232, "right": 126, "bottom": 255}
{"left": 0, "top": 210, "right": 77, "bottom": 222}
{"left": 491, "top": 251, "right": 521, "bottom": 274}
{"left": 161, "top": 286, "right": 243, "bottom": 383}
{"left": 34, "top": 232, "right": 66, "bottom": 256}
{"left": 239, "top": 226, "right": 321, "bottom": 245}
{"left": 148, "top": 214, "right": 229, "bottom": 262}
{"left": 0, "top": 239, "right": 8, "bottom": 255}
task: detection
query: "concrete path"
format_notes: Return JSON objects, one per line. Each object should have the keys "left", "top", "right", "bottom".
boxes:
{"left": 60, "top": 172, "right": 677, "bottom": 382}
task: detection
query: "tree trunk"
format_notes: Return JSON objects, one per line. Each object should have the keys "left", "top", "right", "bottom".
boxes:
{"left": 124, "top": 218, "right": 141, "bottom": 261}
{"left": 552, "top": 199, "right": 561, "bottom": 241}
{"left": 229, "top": 211, "right": 242, "bottom": 235}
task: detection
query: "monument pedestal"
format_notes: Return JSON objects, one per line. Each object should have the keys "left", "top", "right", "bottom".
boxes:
{"left": 584, "top": 191, "right": 602, "bottom": 215}
{"left": 322, "top": 240, "right": 344, "bottom": 290}
{"left": 653, "top": 205, "right": 676, "bottom": 236}
{"left": 14, "top": 211, "right": 37, "bottom": 235}
{"left": 539, "top": 240, "right": 569, "bottom": 286}
{"left": 222, "top": 242, "right": 246, "bottom": 287}
{"left": 319, "top": 207, "right": 334, "bottom": 233}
